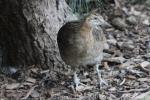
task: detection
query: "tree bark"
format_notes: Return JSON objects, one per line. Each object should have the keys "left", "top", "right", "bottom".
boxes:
{"left": 0, "top": 0, "right": 76, "bottom": 71}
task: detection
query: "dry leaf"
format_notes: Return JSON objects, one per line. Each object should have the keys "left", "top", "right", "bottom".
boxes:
{"left": 6, "top": 83, "right": 20, "bottom": 90}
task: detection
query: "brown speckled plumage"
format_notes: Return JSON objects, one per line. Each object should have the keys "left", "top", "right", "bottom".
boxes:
{"left": 57, "top": 13, "right": 111, "bottom": 90}
{"left": 57, "top": 14, "right": 107, "bottom": 67}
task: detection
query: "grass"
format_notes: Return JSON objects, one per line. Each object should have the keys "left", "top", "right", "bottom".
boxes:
{"left": 66, "top": 0, "right": 104, "bottom": 15}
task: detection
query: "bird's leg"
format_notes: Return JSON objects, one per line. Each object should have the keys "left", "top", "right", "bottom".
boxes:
{"left": 95, "top": 64, "right": 108, "bottom": 89}
{"left": 73, "top": 68, "right": 88, "bottom": 91}
{"left": 73, "top": 71, "right": 80, "bottom": 90}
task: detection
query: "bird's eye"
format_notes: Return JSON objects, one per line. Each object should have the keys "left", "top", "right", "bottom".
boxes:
{"left": 94, "top": 17, "right": 98, "bottom": 20}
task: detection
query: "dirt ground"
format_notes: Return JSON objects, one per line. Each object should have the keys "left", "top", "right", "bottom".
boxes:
{"left": 1, "top": 0, "right": 150, "bottom": 100}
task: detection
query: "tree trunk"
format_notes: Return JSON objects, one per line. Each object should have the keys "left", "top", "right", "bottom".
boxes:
{"left": 0, "top": 0, "right": 76, "bottom": 72}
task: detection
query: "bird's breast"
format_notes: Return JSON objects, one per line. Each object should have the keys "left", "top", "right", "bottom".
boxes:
{"left": 58, "top": 22, "right": 104, "bottom": 66}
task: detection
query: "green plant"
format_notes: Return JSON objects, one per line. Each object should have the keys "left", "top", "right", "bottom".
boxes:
{"left": 66, "top": 0, "right": 104, "bottom": 15}
{"left": 126, "top": 0, "right": 147, "bottom": 4}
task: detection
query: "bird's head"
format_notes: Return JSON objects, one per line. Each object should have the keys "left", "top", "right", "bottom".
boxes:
{"left": 85, "top": 13, "right": 111, "bottom": 28}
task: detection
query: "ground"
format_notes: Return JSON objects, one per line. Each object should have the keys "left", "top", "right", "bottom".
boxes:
{"left": 0, "top": 1, "right": 150, "bottom": 100}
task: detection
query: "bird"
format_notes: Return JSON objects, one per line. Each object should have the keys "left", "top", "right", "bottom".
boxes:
{"left": 57, "top": 13, "right": 111, "bottom": 90}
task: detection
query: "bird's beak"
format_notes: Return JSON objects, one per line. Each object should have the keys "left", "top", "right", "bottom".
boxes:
{"left": 100, "top": 21, "right": 112, "bottom": 28}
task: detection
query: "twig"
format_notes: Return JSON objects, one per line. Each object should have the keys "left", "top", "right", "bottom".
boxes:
{"left": 138, "top": 65, "right": 150, "bottom": 74}
{"left": 117, "top": 87, "right": 150, "bottom": 93}
{"left": 119, "top": 78, "right": 126, "bottom": 86}
{"left": 131, "top": 91, "right": 150, "bottom": 100}
{"left": 21, "top": 85, "right": 38, "bottom": 99}
{"left": 80, "top": 82, "right": 88, "bottom": 87}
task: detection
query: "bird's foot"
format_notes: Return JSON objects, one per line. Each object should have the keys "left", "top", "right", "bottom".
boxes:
{"left": 98, "top": 77, "right": 108, "bottom": 89}
{"left": 75, "top": 82, "right": 89, "bottom": 91}
{"left": 74, "top": 72, "right": 80, "bottom": 90}
{"left": 73, "top": 72, "right": 89, "bottom": 92}
{"left": 71, "top": 82, "right": 87, "bottom": 95}
{"left": 95, "top": 64, "right": 108, "bottom": 89}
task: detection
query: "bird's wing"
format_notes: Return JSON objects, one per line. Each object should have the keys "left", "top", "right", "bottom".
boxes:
{"left": 57, "top": 21, "right": 80, "bottom": 46}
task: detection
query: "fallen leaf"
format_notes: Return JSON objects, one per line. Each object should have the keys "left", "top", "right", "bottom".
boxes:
{"left": 6, "top": 83, "right": 20, "bottom": 90}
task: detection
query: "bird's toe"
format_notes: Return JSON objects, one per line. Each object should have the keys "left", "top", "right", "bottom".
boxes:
{"left": 98, "top": 78, "right": 108, "bottom": 89}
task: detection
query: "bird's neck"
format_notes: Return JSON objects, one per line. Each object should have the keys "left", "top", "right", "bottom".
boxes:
{"left": 80, "top": 21, "right": 93, "bottom": 33}
{"left": 79, "top": 21, "right": 94, "bottom": 42}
